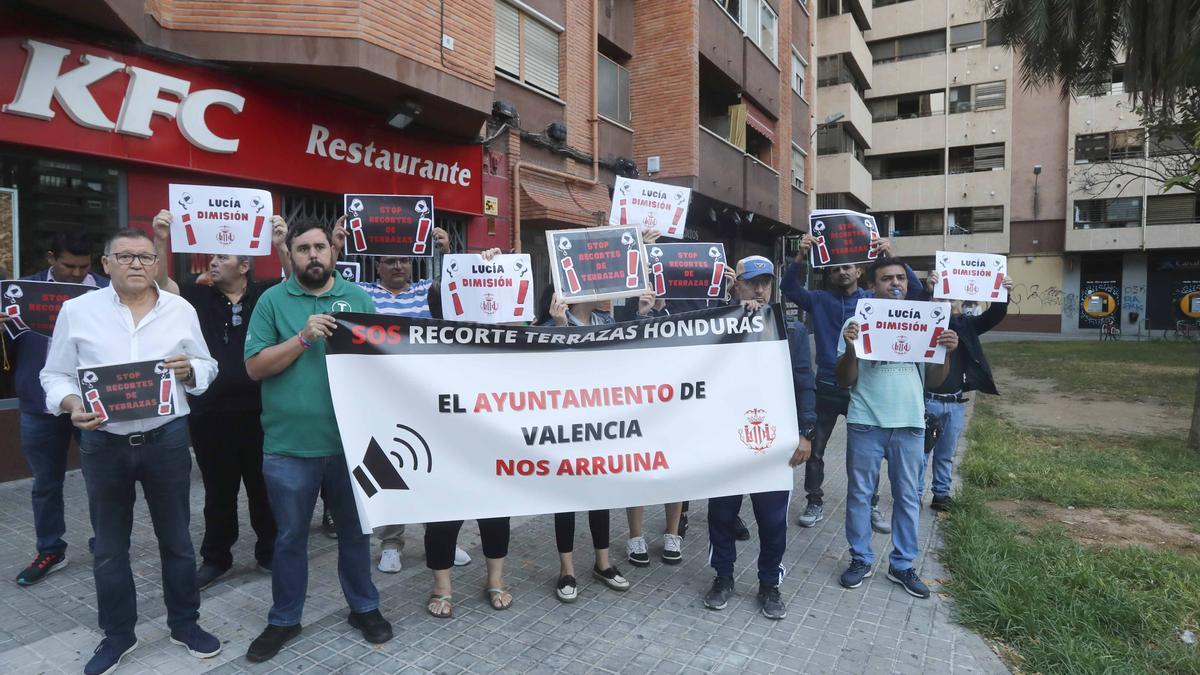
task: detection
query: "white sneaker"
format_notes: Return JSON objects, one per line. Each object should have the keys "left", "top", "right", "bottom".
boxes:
{"left": 661, "top": 533, "right": 683, "bottom": 565}
{"left": 626, "top": 536, "right": 649, "bottom": 567}
{"left": 378, "top": 548, "right": 402, "bottom": 573}
{"left": 453, "top": 547, "right": 471, "bottom": 566}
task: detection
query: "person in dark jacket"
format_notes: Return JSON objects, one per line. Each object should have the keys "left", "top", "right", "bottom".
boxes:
{"left": 919, "top": 275, "right": 1013, "bottom": 511}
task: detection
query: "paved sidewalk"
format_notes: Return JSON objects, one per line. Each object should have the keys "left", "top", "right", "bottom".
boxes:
{"left": 0, "top": 418, "right": 1007, "bottom": 674}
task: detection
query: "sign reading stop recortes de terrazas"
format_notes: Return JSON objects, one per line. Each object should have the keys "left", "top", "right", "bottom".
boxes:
{"left": 609, "top": 177, "right": 692, "bottom": 240}
{"left": 343, "top": 194, "right": 435, "bottom": 257}
{"left": 1, "top": 280, "right": 96, "bottom": 338}
{"left": 646, "top": 243, "right": 728, "bottom": 300}
{"left": 808, "top": 209, "right": 881, "bottom": 269}
{"left": 325, "top": 305, "right": 799, "bottom": 528}
{"left": 168, "top": 184, "right": 273, "bottom": 256}
{"left": 934, "top": 250, "right": 1008, "bottom": 303}
{"left": 849, "top": 298, "right": 952, "bottom": 364}
{"left": 77, "top": 359, "right": 179, "bottom": 424}
{"left": 546, "top": 225, "right": 649, "bottom": 303}
{"left": 441, "top": 254, "right": 535, "bottom": 324}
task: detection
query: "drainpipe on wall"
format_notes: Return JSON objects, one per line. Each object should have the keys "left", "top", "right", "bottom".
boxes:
{"left": 941, "top": 0, "right": 951, "bottom": 251}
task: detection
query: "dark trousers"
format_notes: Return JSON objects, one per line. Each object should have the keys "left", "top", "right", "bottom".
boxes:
{"left": 19, "top": 412, "right": 81, "bottom": 555}
{"left": 425, "top": 518, "right": 510, "bottom": 570}
{"left": 806, "top": 381, "right": 879, "bottom": 508}
{"left": 554, "top": 511, "right": 609, "bottom": 553}
{"left": 707, "top": 491, "right": 789, "bottom": 585}
{"left": 80, "top": 419, "right": 199, "bottom": 639}
{"left": 189, "top": 411, "right": 276, "bottom": 569}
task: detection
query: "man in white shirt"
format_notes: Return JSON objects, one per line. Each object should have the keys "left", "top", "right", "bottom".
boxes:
{"left": 40, "top": 228, "right": 221, "bottom": 675}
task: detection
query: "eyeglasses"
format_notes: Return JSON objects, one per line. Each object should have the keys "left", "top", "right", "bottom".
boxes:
{"left": 110, "top": 252, "right": 158, "bottom": 266}
{"left": 223, "top": 303, "right": 243, "bottom": 344}
{"left": 378, "top": 258, "right": 408, "bottom": 268}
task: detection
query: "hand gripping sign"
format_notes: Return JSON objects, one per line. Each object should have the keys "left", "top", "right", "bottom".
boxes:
{"left": 343, "top": 194, "right": 436, "bottom": 257}
{"left": 168, "top": 184, "right": 273, "bottom": 255}
{"left": 645, "top": 243, "right": 729, "bottom": 300}
{"left": 609, "top": 177, "right": 692, "bottom": 239}
{"left": 1, "top": 280, "right": 96, "bottom": 339}
{"left": 76, "top": 359, "right": 179, "bottom": 424}
{"left": 546, "top": 225, "right": 649, "bottom": 303}
{"left": 441, "top": 253, "right": 535, "bottom": 323}
{"left": 808, "top": 209, "right": 880, "bottom": 269}
{"left": 849, "top": 299, "right": 952, "bottom": 364}
{"left": 934, "top": 250, "right": 1008, "bottom": 302}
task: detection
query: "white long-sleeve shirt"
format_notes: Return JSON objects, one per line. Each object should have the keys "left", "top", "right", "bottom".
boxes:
{"left": 40, "top": 284, "right": 218, "bottom": 435}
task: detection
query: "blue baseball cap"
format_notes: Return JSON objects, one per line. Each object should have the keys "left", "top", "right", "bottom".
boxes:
{"left": 736, "top": 255, "right": 774, "bottom": 280}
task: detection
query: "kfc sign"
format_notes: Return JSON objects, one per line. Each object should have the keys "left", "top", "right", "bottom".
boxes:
{"left": 3, "top": 39, "right": 244, "bottom": 154}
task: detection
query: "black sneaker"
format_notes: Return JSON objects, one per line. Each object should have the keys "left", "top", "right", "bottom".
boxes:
{"left": 348, "top": 609, "right": 393, "bottom": 644}
{"left": 930, "top": 495, "right": 952, "bottom": 512}
{"left": 757, "top": 584, "right": 787, "bottom": 620}
{"left": 15, "top": 551, "right": 67, "bottom": 586}
{"left": 887, "top": 566, "right": 931, "bottom": 599}
{"left": 704, "top": 575, "right": 734, "bottom": 610}
{"left": 196, "top": 562, "right": 230, "bottom": 591}
{"left": 626, "top": 536, "right": 650, "bottom": 567}
{"left": 839, "top": 559, "right": 873, "bottom": 589}
{"left": 321, "top": 508, "right": 337, "bottom": 539}
{"left": 84, "top": 635, "right": 137, "bottom": 675}
{"left": 246, "top": 624, "right": 301, "bottom": 663}
{"left": 734, "top": 516, "right": 751, "bottom": 541}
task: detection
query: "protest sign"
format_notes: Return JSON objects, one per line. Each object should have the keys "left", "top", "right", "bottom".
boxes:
{"left": 808, "top": 209, "right": 880, "bottom": 268}
{"left": 168, "top": 184, "right": 273, "bottom": 255}
{"left": 1, "top": 280, "right": 96, "bottom": 338}
{"left": 546, "top": 225, "right": 648, "bottom": 303}
{"left": 325, "top": 305, "right": 799, "bottom": 528}
{"left": 77, "top": 359, "right": 178, "bottom": 424}
{"left": 441, "top": 254, "right": 534, "bottom": 323}
{"left": 609, "top": 177, "right": 691, "bottom": 239}
{"left": 646, "top": 243, "right": 727, "bottom": 300}
{"left": 343, "top": 194, "right": 435, "bottom": 257}
{"left": 934, "top": 250, "right": 1008, "bottom": 302}
{"left": 336, "top": 261, "right": 361, "bottom": 283}
{"left": 849, "top": 298, "right": 952, "bottom": 364}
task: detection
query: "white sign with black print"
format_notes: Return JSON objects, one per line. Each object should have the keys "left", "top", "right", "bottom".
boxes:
{"left": 440, "top": 253, "right": 535, "bottom": 323}
{"left": 849, "top": 299, "right": 952, "bottom": 364}
{"left": 168, "top": 183, "right": 274, "bottom": 255}
{"left": 608, "top": 176, "right": 691, "bottom": 239}
{"left": 933, "top": 250, "right": 1008, "bottom": 303}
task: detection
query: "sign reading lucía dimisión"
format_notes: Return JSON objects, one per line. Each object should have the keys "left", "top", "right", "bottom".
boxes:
{"left": 169, "top": 184, "right": 274, "bottom": 255}
{"left": 933, "top": 250, "right": 1008, "bottom": 302}
{"left": 325, "top": 305, "right": 799, "bottom": 528}
{"left": 848, "top": 299, "right": 952, "bottom": 364}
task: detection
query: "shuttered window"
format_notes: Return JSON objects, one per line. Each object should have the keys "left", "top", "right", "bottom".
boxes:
{"left": 1147, "top": 194, "right": 1200, "bottom": 226}
{"left": 494, "top": 1, "right": 561, "bottom": 97}
{"left": 974, "top": 81, "right": 1006, "bottom": 110}
{"left": 974, "top": 143, "right": 1005, "bottom": 170}
{"left": 494, "top": 2, "right": 520, "bottom": 77}
{"left": 1074, "top": 197, "right": 1142, "bottom": 229}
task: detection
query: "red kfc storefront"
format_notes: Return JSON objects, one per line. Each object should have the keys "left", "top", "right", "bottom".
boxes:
{"left": 0, "top": 9, "right": 500, "bottom": 479}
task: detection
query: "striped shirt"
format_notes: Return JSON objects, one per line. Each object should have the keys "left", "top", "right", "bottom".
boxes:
{"left": 358, "top": 279, "right": 432, "bottom": 317}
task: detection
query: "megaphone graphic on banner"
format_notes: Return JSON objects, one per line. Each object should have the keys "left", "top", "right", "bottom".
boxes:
{"left": 352, "top": 425, "right": 433, "bottom": 498}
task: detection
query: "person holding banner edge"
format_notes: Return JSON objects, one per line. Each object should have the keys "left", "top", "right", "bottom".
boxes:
{"left": 243, "top": 220, "right": 391, "bottom": 662}
{"left": 835, "top": 257, "right": 958, "bottom": 599}
{"left": 780, "top": 235, "right": 924, "bottom": 534}
{"left": 39, "top": 228, "right": 222, "bottom": 674}
{"left": 4, "top": 232, "right": 109, "bottom": 587}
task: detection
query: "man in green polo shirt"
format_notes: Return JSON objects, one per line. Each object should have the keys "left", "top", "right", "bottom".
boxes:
{"left": 242, "top": 220, "right": 392, "bottom": 663}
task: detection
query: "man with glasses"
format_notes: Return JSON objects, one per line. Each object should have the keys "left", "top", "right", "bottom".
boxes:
{"left": 40, "top": 228, "right": 221, "bottom": 674}
{"left": 152, "top": 210, "right": 291, "bottom": 591}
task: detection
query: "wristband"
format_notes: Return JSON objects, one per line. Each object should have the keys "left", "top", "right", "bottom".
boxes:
{"left": 297, "top": 332, "right": 312, "bottom": 349}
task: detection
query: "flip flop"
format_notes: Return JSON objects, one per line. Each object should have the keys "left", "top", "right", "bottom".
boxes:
{"left": 427, "top": 594, "right": 453, "bottom": 619}
{"left": 485, "top": 587, "right": 513, "bottom": 611}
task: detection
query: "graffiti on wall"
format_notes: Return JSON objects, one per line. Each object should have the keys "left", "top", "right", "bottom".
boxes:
{"left": 1122, "top": 285, "right": 1146, "bottom": 315}
{"left": 1009, "top": 283, "right": 1067, "bottom": 315}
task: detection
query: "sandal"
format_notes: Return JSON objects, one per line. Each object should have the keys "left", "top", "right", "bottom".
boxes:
{"left": 427, "top": 594, "right": 453, "bottom": 619}
{"left": 485, "top": 587, "right": 513, "bottom": 611}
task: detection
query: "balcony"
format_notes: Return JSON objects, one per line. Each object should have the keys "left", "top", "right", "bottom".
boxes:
{"left": 946, "top": 169, "right": 1009, "bottom": 209}
{"left": 699, "top": 126, "right": 745, "bottom": 208}
{"left": 872, "top": 174, "right": 945, "bottom": 211}
{"left": 1065, "top": 226, "right": 1144, "bottom": 252}
{"left": 892, "top": 231, "right": 1010, "bottom": 258}
{"left": 1145, "top": 223, "right": 1200, "bottom": 249}
{"left": 745, "top": 155, "right": 780, "bottom": 220}
{"left": 817, "top": 14, "right": 873, "bottom": 89}
{"left": 817, "top": 154, "right": 873, "bottom": 207}
{"left": 868, "top": 55, "right": 945, "bottom": 99}
{"left": 870, "top": 116, "right": 946, "bottom": 155}
{"left": 867, "top": 0, "right": 987, "bottom": 41}
{"left": 700, "top": 0, "right": 746, "bottom": 87}
{"left": 819, "top": 83, "right": 872, "bottom": 148}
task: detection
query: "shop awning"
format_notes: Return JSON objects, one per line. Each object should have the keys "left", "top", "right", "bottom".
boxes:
{"left": 520, "top": 171, "right": 611, "bottom": 226}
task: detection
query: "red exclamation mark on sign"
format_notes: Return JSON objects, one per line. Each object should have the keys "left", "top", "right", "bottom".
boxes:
{"left": 249, "top": 215, "right": 265, "bottom": 249}
{"left": 652, "top": 262, "right": 666, "bottom": 296}
{"left": 413, "top": 216, "right": 432, "bottom": 254}
{"left": 448, "top": 281, "right": 465, "bottom": 316}
{"left": 5, "top": 304, "right": 28, "bottom": 332}
{"left": 990, "top": 272, "right": 1006, "bottom": 298}
{"left": 866, "top": 231, "right": 879, "bottom": 260}
{"left": 349, "top": 217, "right": 367, "bottom": 252}
{"left": 158, "top": 371, "right": 174, "bottom": 416}
{"left": 668, "top": 205, "right": 684, "bottom": 236}
{"left": 924, "top": 326, "right": 945, "bottom": 358}
{"left": 814, "top": 236, "right": 831, "bottom": 264}
{"left": 708, "top": 261, "right": 725, "bottom": 297}
{"left": 860, "top": 323, "right": 873, "bottom": 355}
{"left": 561, "top": 257, "right": 582, "bottom": 293}
{"left": 619, "top": 199, "right": 628, "bottom": 225}
{"left": 513, "top": 279, "right": 530, "bottom": 317}
{"left": 181, "top": 213, "right": 197, "bottom": 246}
{"left": 625, "top": 249, "right": 640, "bottom": 288}
{"left": 85, "top": 388, "right": 108, "bottom": 423}
{"left": 941, "top": 269, "right": 951, "bottom": 296}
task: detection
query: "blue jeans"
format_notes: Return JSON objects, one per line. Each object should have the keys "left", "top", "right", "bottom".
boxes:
{"left": 262, "top": 453, "right": 378, "bottom": 626}
{"left": 79, "top": 419, "right": 199, "bottom": 639}
{"left": 920, "top": 399, "right": 966, "bottom": 498}
{"left": 845, "top": 424, "right": 923, "bottom": 570}
{"left": 707, "top": 491, "right": 790, "bottom": 585}
{"left": 20, "top": 412, "right": 79, "bottom": 555}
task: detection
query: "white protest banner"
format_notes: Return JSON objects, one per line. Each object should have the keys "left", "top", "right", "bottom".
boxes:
{"left": 609, "top": 176, "right": 691, "bottom": 239}
{"left": 850, "top": 298, "right": 952, "bottom": 364}
{"left": 441, "top": 253, "right": 534, "bottom": 323}
{"left": 169, "top": 183, "right": 273, "bottom": 255}
{"left": 934, "top": 250, "right": 1008, "bottom": 302}
{"left": 326, "top": 305, "right": 799, "bottom": 528}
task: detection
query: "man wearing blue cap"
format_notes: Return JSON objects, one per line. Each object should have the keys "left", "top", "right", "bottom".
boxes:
{"left": 703, "top": 256, "right": 816, "bottom": 620}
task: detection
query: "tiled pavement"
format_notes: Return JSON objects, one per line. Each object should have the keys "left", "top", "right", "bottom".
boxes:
{"left": 0, "top": 410, "right": 1007, "bottom": 674}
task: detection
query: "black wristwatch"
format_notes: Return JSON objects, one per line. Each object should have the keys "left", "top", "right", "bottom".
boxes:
{"left": 800, "top": 426, "right": 816, "bottom": 441}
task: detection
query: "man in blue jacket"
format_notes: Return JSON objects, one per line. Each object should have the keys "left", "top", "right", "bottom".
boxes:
{"left": 779, "top": 235, "right": 925, "bottom": 533}
{"left": 2, "top": 232, "right": 108, "bottom": 586}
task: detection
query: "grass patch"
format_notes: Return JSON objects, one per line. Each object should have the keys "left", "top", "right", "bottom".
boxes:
{"left": 987, "top": 341, "right": 1200, "bottom": 406}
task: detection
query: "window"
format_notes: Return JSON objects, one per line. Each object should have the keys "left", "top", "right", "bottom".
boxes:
{"left": 1074, "top": 197, "right": 1142, "bottom": 229}
{"left": 1150, "top": 130, "right": 1194, "bottom": 156}
{"left": 1147, "top": 194, "right": 1200, "bottom": 225}
{"left": 1074, "top": 133, "right": 1109, "bottom": 162}
{"left": 950, "top": 23, "right": 983, "bottom": 51}
{"left": 867, "top": 89, "right": 945, "bottom": 121}
{"left": 817, "top": 0, "right": 842, "bottom": 17}
{"left": 869, "top": 30, "right": 945, "bottom": 64}
{"left": 816, "top": 124, "right": 865, "bottom": 162}
{"left": 1074, "top": 130, "right": 1145, "bottom": 163}
{"left": 817, "top": 192, "right": 868, "bottom": 211}
{"left": 984, "top": 19, "right": 1007, "bottom": 47}
{"left": 1073, "top": 64, "right": 1126, "bottom": 97}
{"left": 494, "top": 1, "right": 561, "bottom": 97}
{"left": 948, "top": 81, "right": 1006, "bottom": 113}
{"left": 877, "top": 210, "right": 944, "bottom": 236}
{"left": 950, "top": 206, "right": 1004, "bottom": 233}
{"left": 751, "top": 0, "right": 778, "bottom": 62}
{"left": 949, "top": 143, "right": 1004, "bottom": 173}
{"left": 791, "top": 144, "right": 807, "bottom": 190}
{"left": 817, "top": 55, "right": 867, "bottom": 94}
{"left": 791, "top": 50, "right": 807, "bottom": 97}
{"left": 1110, "top": 129, "right": 1144, "bottom": 159}
{"left": 867, "top": 150, "right": 943, "bottom": 179}
{"left": 715, "top": 0, "right": 744, "bottom": 25}
{"left": 597, "top": 54, "right": 630, "bottom": 125}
